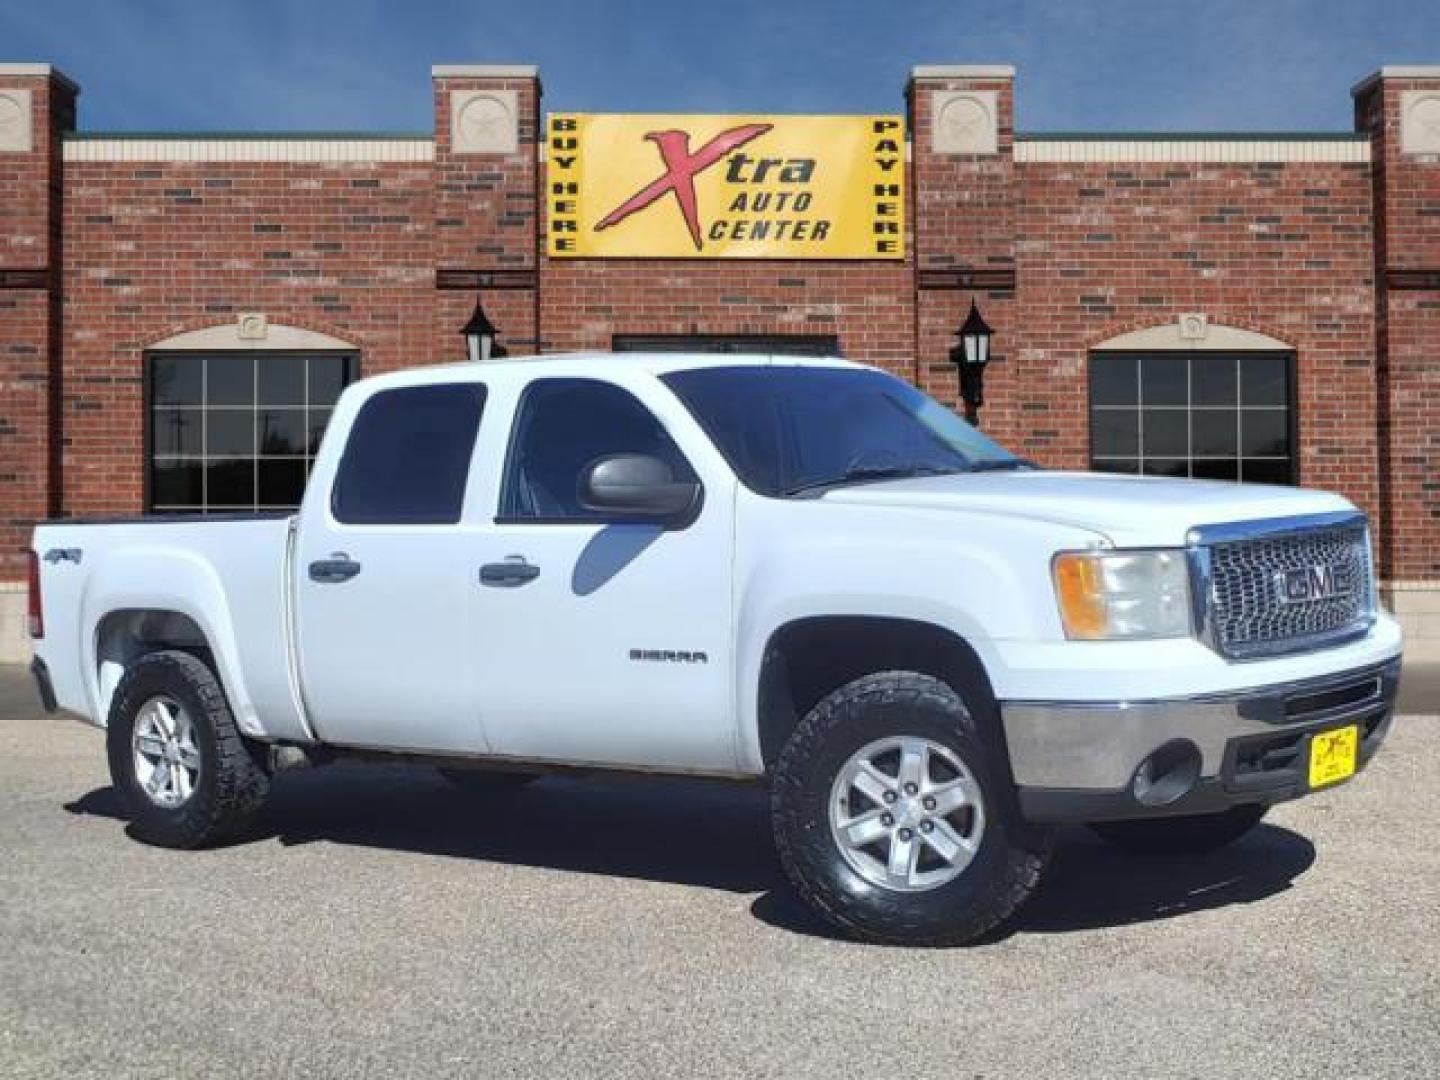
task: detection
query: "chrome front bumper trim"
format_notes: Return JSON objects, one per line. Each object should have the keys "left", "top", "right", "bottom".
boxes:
{"left": 1001, "top": 656, "right": 1400, "bottom": 791}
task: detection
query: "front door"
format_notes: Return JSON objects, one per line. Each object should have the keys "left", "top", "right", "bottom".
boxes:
{"left": 474, "top": 377, "right": 735, "bottom": 772}
{"left": 295, "top": 381, "right": 489, "bottom": 753}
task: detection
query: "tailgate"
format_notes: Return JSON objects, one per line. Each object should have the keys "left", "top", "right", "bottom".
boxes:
{"left": 29, "top": 523, "right": 92, "bottom": 717}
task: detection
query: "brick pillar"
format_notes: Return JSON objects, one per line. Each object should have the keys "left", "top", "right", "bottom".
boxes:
{"left": 1355, "top": 66, "right": 1440, "bottom": 652}
{"left": 430, "top": 65, "right": 541, "bottom": 360}
{"left": 907, "top": 66, "right": 1020, "bottom": 440}
{"left": 0, "top": 65, "right": 75, "bottom": 653}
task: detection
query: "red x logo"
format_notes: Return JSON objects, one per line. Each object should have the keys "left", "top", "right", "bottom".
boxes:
{"left": 595, "top": 123, "right": 773, "bottom": 251}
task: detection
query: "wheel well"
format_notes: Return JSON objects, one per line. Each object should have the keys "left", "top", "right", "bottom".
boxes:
{"left": 758, "top": 616, "right": 1000, "bottom": 770}
{"left": 95, "top": 609, "right": 217, "bottom": 716}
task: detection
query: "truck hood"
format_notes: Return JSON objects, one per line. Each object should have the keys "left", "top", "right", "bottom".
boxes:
{"left": 818, "top": 470, "right": 1356, "bottom": 547}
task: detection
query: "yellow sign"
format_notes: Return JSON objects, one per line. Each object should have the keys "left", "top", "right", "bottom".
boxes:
{"left": 1308, "top": 725, "right": 1359, "bottom": 788}
{"left": 546, "top": 113, "right": 905, "bottom": 259}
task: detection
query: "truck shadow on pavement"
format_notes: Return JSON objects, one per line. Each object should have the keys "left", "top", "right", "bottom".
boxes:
{"left": 753, "top": 822, "right": 1317, "bottom": 942}
{"left": 65, "top": 762, "right": 1316, "bottom": 942}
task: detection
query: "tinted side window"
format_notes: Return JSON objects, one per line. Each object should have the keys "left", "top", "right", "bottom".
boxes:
{"left": 332, "top": 384, "right": 485, "bottom": 524}
{"left": 501, "top": 379, "right": 696, "bottom": 521}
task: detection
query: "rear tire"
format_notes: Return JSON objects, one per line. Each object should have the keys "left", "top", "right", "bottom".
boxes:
{"left": 1089, "top": 804, "right": 1268, "bottom": 854}
{"left": 771, "top": 671, "right": 1053, "bottom": 947}
{"left": 106, "top": 650, "right": 270, "bottom": 849}
{"left": 437, "top": 766, "right": 538, "bottom": 794}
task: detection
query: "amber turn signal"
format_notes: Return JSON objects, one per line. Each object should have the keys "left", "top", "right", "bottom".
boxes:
{"left": 1053, "top": 552, "right": 1109, "bottom": 639}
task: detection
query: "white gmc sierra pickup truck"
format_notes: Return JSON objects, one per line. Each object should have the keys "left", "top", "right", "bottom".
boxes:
{"left": 28, "top": 353, "right": 1402, "bottom": 945}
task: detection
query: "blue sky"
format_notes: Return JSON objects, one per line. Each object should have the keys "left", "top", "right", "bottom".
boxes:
{"left": 3, "top": 0, "right": 1437, "bottom": 133}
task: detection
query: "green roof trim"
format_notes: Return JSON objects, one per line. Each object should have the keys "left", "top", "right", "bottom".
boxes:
{"left": 66, "top": 131, "right": 432, "bottom": 141}
{"left": 1018, "top": 131, "right": 1369, "bottom": 142}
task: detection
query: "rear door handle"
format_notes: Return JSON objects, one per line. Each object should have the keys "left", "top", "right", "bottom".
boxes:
{"left": 309, "top": 553, "right": 362, "bottom": 583}
{"left": 480, "top": 556, "right": 540, "bottom": 588}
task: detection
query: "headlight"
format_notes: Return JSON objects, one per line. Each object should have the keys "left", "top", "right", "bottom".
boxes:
{"left": 1052, "top": 549, "right": 1192, "bottom": 640}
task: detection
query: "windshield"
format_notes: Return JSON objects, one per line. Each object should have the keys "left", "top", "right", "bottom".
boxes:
{"left": 661, "top": 365, "right": 1026, "bottom": 497}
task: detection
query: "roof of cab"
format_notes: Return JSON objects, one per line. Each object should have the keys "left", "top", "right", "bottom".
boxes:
{"left": 351, "top": 350, "right": 866, "bottom": 391}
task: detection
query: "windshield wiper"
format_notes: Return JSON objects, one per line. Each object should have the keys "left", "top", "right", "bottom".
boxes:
{"left": 783, "top": 464, "right": 959, "bottom": 498}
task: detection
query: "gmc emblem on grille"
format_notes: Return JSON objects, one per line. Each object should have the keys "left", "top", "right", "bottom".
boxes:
{"left": 1274, "top": 563, "right": 1349, "bottom": 605}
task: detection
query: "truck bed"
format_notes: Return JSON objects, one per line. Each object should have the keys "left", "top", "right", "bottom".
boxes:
{"left": 39, "top": 511, "right": 294, "bottom": 526}
{"left": 31, "top": 513, "right": 304, "bottom": 742}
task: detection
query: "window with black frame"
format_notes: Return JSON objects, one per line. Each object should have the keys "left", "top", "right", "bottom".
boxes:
{"left": 147, "top": 352, "right": 357, "bottom": 513}
{"left": 1089, "top": 351, "right": 1295, "bottom": 484}
{"left": 331, "top": 383, "right": 485, "bottom": 525}
{"left": 499, "top": 378, "right": 696, "bottom": 522}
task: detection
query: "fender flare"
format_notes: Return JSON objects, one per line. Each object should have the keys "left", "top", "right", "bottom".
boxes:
{"left": 80, "top": 547, "right": 260, "bottom": 735}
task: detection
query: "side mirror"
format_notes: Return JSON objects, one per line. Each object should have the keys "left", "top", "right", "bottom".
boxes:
{"left": 578, "top": 453, "right": 702, "bottom": 526}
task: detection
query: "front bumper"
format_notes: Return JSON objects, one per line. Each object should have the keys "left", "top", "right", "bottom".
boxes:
{"left": 1003, "top": 656, "right": 1400, "bottom": 824}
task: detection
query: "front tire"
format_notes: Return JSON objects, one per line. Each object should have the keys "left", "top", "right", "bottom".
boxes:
{"left": 106, "top": 650, "right": 270, "bottom": 849}
{"left": 771, "top": 671, "right": 1053, "bottom": 946}
{"left": 1089, "top": 804, "right": 1268, "bottom": 854}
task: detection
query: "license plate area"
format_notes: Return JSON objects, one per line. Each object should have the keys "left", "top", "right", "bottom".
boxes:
{"left": 1308, "top": 725, "right": 1359, "bottom": 789}
{"left": 1224, "top": 713, "right": 1384, "bottom": 794}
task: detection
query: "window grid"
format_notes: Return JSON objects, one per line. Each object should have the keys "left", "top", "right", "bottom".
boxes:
{"left": 147, "top": 352, "right": 355, "bottom": 514}
{"left": 1088, "top": 351, "right": 1294, "bottom": 484}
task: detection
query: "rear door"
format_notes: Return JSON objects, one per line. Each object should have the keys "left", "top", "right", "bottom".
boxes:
{"left": 294, "top": 380, "right": 489, "bottom": 752}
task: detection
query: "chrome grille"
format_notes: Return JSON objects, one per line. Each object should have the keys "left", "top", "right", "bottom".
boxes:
{"left": 1193, "top": 515, "right": 1374, "bottom": 659}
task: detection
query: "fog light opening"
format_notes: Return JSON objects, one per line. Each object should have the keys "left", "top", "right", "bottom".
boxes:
{"left": 1132, "top": 740, "right": 1202, "bottom": 807}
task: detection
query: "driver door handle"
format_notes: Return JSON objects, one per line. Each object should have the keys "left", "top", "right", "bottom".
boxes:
{"left": 309, "top": 553, "right": 362, "bottom": 583}
{"left": 480, "top": 556, "right": 540, "bottom": 588}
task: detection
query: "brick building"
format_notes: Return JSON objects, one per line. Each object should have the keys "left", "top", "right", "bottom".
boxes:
{"left": 1, "top": 61, "right": 1438, "bottom": 660}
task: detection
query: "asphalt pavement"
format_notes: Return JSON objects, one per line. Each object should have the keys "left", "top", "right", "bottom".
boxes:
{"left": 1, "top": 664, "right": 1436, "bottom": 1079}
